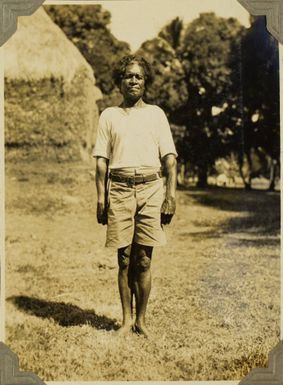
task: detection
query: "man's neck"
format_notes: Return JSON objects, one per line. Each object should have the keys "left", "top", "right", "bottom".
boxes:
{"left": 121, "top": 98, "right": 145, "bottom": 108}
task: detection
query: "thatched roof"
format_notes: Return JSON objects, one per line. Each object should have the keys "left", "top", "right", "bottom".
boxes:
{"left": 4, "top": 6, "right": 99, "bottom": 86}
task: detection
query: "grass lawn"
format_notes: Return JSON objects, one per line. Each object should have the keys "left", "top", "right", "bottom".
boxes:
{"left": 5, "top": 160, "right": 280, "bottom": 381}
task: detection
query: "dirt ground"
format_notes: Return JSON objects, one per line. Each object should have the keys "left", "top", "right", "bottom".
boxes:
{"left": 4, "top": 160, "right": 280, "bottom": 381}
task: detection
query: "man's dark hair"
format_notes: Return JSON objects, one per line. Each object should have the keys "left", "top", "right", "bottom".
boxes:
{"left": 112, "top": 55, "right": 154, "bottom": 88}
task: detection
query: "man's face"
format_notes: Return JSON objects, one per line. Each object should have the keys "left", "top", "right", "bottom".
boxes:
{"left": 120, "top": 62, "right": 145, "bottom": 101}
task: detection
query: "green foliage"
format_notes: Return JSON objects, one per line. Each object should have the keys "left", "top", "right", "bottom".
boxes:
{"left": 45, "top": 5, "right": 131, "bottom": 95}
{"left": 176, "top": 13, "right": 245, "bottom": 186}
{"left": 138, "top": 13, "right": 279, "bottom": 189}
{"left": 180, "top": 13, "right": 242, "bottom": 98}
{"left": 137, "top": 37, "right": 188, "bottom": 116}
{"left": 158, "top": 17, "right": 184, "bottom": 50}
{"left": 45, "top": 4, "right": 111, "bottom": 31}
{"left": 240, "top": 17, "right": 280, "bottom": 188}
{"left": 10, "top": 7, "right": 279, "bottom": 188}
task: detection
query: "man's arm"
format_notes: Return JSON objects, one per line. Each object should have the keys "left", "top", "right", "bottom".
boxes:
{"left": 95, "top": 156, "right": 109, "bottom": 225}
{"left": 161, "top": 153, "right": 177, "bottom": 225}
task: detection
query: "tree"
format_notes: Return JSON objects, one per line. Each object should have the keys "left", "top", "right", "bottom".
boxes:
{"left": 45, "top": 5, "right": 130, "bottom": 97}
{"left": 139, "top": 18, "right": 190, "bottom": 184}
{"left": 158, "top": 17, "right": 184, "bottom": 50}
{"left": 241, "top": 16, "right": 280, "bottom": 190}
{"left": 136, "top": 37, "right": 188, "bottom": 117}
{"left": 176, "top": 13, "right": 245, "bottom": 187}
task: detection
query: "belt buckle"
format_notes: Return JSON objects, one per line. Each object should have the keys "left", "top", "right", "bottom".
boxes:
{"left": 127, "top": 176, "right": 135, "bottom": 187}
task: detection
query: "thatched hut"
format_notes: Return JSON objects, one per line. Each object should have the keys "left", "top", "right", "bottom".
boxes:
{"left": 4, "top": 7, "right": 102, "bottom": 161}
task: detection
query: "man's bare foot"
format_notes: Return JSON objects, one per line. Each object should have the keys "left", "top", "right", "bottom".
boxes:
{"left": 133, "top": 322, "right": 150, "bottom": 338}
{"left": 115, "top": 323, "right": 133, "bottom": 337}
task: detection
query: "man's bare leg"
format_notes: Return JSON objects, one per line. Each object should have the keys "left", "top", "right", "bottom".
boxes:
{"left": 117, "top": 245, "right": 133, "bottom": 335}
{"left": 133, "top": 244, "right": 153, "bottom": 338}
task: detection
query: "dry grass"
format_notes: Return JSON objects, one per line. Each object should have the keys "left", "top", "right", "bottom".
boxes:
{"left": 5, "top": 73, "right": 100, "bottom": 161}
{"left": 4, "top": 7, "right": 94, "bottom": 83}
{"left": 5, "top": 160, "right": 280, "bottom": 381}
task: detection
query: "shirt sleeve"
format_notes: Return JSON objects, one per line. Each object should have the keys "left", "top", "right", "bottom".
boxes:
{"left": 157, "top": 108, "right": 178, "bottom": 159}
{"left": 92, "top": 109, "right": 111, "bottom": 159}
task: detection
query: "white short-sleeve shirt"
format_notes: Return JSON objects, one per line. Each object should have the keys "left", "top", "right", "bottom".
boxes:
{"left": 93, "top": 104, "right": 177, "bottom": 169}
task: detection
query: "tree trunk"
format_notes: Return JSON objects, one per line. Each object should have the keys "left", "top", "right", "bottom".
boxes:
{"left": 238, "top": 153, "right": 252, "bottom": 190}
{"left": 177, "top": 162, "right": 185, "bottom": 186}
{"left": 268, "top": 159, "right": 277, "bottom": 191}
{"left": 196, "top": 167, "right": 208, "bottom": 187}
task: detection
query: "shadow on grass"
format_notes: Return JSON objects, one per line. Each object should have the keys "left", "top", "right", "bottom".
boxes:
{"left": 179, "top": 229, "right": 219, "bottom": 240}
{"left": 186, "top": 186, "right": 279, "bottom": 211}
{"left": 7, "top": 295, "right": 119, "bottom": 331}
{"left": 232, "top": 237, "right": 280, "bottom": 248}
{"left": 184, "top": 187, "right": 280, "bottom": 236}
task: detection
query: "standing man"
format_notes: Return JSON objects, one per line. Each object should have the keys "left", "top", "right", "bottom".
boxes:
{"left": 93, "top": 55, "right": 177, "bottom": 338}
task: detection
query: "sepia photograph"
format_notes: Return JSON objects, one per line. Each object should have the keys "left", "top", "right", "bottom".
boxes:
{"left": 2, "top": 0, "right": 281, "bottom": 381}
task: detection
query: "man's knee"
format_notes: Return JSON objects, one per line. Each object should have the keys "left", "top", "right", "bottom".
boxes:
{"left": 117, "top": 245, "right": 131, "bottom": 269}
{"left": 136, "top": 247, "right": 152, "bottom": 272}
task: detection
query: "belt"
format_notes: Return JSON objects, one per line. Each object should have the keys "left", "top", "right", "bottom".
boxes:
{"left": 109, "top": 171, "right": 162, "bottom": 186}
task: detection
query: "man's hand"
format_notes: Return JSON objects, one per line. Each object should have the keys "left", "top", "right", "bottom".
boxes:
{"left": 161, "top": 153, "right": 177, "bottom": 225}
{"left": 97, "top": 202, "right": 108, "bottom": 225}
{"left": 161, "top": 197, "right": 176, "bottom": 225}
{"left": 95, "top": 157, "right": 109, "bottom": 225}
